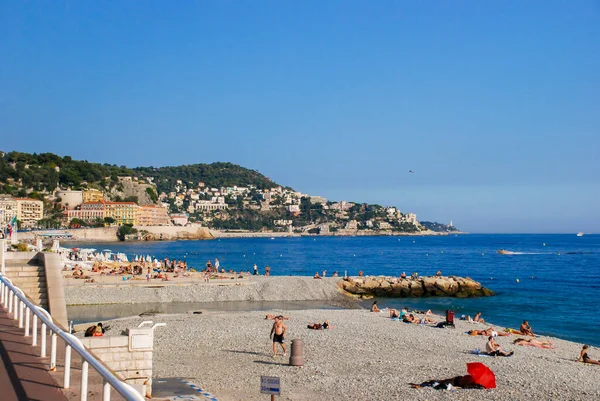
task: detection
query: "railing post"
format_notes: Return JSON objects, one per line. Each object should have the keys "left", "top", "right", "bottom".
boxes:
{"left": 19, "top": 300, "right": 24, "bottom": 328}
{"left": 64, "top": 344, "right": 72, "bottom": 388}
{"left": 13, "top": 295, "right": 19, "bottom": 320}
{"left": 8, "top": 290, "right": 13, "bottom": 314}
{"left": 50, "top": 332, "right": 57, "bottom": 370}
{"left": 25, "top": 306, "right": 30, "bottom": 336}
{"left": 103, "top": 380, "right": 111, "bottom": 401}
{"left": 32, "top": 314, "right": 38, "bottom": 345}
{"left": 81, "top": 360, "right": 89, "bottom": 401}
{"left": 41, "top": 323, "right": 47, "bottom": 357}
{"left": 0, "top": 282, "right": 4, "bottom": 303}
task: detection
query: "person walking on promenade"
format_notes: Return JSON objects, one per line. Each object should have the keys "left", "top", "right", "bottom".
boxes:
{"left": 270, "top": 317, "right": 287, "bottom": 358}
{"left": 147, "top": 267, "right": 151, "bottom": 282}
{"left": 214, "top": 258, "right": 220, "bottom": 272}
{"left": 253, "top": 264, "right": 258, "bottom": 275}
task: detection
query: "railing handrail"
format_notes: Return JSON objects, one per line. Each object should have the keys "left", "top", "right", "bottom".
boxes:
{"left": 0, "top": 273, "right": 145, "bottom": 401}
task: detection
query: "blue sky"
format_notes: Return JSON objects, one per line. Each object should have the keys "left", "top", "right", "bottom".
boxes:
{"left": 1, "top": 1, "right": 598, "bottom": 233}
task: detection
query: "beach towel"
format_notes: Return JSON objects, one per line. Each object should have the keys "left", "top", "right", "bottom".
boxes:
{"left": 470, "top": 350, "right": 492, "bottom": 357}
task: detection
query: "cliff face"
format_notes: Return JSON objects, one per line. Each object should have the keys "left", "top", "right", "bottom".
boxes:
{"left": 109, "top": 180, "right": 155, "bottom": 205}
{"left": 339, "top": 276, "right": 494, "bottom": 298}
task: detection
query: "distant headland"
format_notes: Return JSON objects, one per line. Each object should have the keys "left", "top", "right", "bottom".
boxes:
{"left": 0, "top": 150, "right": 459, "bottom": 240}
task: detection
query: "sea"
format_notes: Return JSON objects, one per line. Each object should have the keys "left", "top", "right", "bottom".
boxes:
{"left": 70, "top": 234, "right": 600, "bottom": 347}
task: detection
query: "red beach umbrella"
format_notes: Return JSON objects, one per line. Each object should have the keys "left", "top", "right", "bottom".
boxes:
{"left": 467, "top": 362, "right": 496, "bottom": 389}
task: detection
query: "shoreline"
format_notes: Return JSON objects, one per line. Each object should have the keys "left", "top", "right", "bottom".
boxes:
{"left": 20, "top": 227, "right": 465, "bottom": 243}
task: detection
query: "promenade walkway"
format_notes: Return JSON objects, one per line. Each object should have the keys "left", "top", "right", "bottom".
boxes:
{"left": 0, "top": 307, "right": 67, "bottom": 400}
{"left": 0, "top": 305, "right": 132, "bottom": 401}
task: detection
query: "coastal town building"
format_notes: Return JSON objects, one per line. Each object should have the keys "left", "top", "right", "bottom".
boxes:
{"left": 137, "top": 205, "right": 171, "bottom": 226}
{"left": 0, "top": 196, "right": 18, "bottom": 225}
{"left": 171, "top": 214, "right": 189, "bottom": 226}
{"left": 287, "top": 205, "right": 300, "bottom": 213}
{"left": 310, "top": 196, "right": 327, "bottom": 205}
{"left": 378, "top": 221, "right": 392, "bottom": 230}
{"left": 403, "top": 213, "right": 417, "bottom": 225}
{"left": 274, "top": 219, "right": 293, "bottom": 226}
{"left": 66, "top": 201, "right": 106, "bottom": 223}
{"left": 82, "top": 188, "right": 104, "bottom": 203}
{"left": 104, "top": 202, "right": 137, "bottom": 225}
{"left": 194, "top": 200, "right": 228, "bottom": 211}
{"left": 55, "top": 189, "right": 84, "bottom": 208}
{"left": 15, "top": 198, "right": 44, "bottom": 227}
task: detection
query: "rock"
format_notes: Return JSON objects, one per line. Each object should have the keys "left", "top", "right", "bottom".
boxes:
{"left": 337, "top": 275, "right": 494, "bottom": 299}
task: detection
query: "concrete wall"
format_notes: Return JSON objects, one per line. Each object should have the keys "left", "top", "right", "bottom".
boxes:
{"left": 39, "top": 252, "right": 68, "bottom": 329}
{"left": 81, "top": 335, "right": 153, "bottom": 392}
{"left": 3, "top": 251, "right": 40, "bottom": 262}
{"left": 134, "top": 225, "right": 213, "bottom": 240}
{"left": 20, "top": 226, "right": 213, "bottom": 242}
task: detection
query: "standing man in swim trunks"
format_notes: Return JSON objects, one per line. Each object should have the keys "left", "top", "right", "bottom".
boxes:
{"left": 270, "top": 317, "right": 287, "bottom": 358}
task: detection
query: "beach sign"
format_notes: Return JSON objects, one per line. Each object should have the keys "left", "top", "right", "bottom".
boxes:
{"left": 260, "top": 375, "right": 280, "bottom": 395}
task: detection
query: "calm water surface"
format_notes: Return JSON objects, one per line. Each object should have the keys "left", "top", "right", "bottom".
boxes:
{"left": 71, "top": 234, "right": 600, "bottom": 346}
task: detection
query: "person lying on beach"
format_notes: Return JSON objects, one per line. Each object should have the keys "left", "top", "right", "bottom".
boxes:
{"left": 307, "top": 320, "right": 334, "bottom": 330}
{"left": 520, "top": 320, "right": 535, "bottom": 336}
{"left": 513, "top": 338, "right": 554, "bottom": 349}
{"left": 468, "top": 327, "right": 509, "bottom": 337}
{"left": 578, "top": 345, "right": 600, "bottom": 365}
{"left": 486, "top": 336, "right": 514, "bottom": 357}
{"left": 389, "top": 309, "right": 400, "bottom": 318}
{"left": 410, "top": 375, "right": 485, "bottom": 390}
{"left": 420, "top": 311, "right": 436, "bottom": 325}
{"left": 314, "top": 272, "right": 322, "bottom": 279}
{"left": 403, "top": 314, "right": 422, "bottom": 324}
{"left": 265, "top": 314, "right": 290, "bottom": 321}
{"left": 371, "top": 301, "right": 381, "bottom": 312}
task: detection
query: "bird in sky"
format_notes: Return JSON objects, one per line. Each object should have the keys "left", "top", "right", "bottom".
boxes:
{"left": 409, "top": 170, "right": 414, "bottom": 174}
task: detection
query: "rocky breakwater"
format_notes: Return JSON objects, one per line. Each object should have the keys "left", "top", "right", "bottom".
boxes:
{"left": 338, "top": 276, "right": 494, "bottom": 298}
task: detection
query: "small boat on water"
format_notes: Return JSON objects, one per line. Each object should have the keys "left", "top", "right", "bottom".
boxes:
{"left": 497, "top": 249, "right": 516, "bottom": 255}
{"left": 577, "top": 232, "right": 584, "bottom": 237}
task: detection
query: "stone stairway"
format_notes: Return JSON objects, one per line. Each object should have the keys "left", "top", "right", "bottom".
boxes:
{"left": 4, "top": 259, "right": 48, "bottom": 309}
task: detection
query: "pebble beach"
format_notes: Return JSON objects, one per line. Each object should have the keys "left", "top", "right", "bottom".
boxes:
{"left": 71, "top": 276, "right": 600, "bottom": 401}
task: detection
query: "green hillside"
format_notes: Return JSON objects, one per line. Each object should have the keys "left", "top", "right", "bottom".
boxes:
{"left": 0, "top": 151, "right": 133, "bottom": 196}
{"left": 0, "top": 151, "right": 279, "bottom": 197}
{"left": 134, "top": 162, "right": 280, "bottom": 194}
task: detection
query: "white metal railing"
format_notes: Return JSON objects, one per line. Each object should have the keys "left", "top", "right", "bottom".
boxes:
{"left": 0, "top": 274, "right": 145, "bottom": 401}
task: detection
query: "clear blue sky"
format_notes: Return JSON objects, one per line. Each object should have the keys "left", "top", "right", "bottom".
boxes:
{"left": 1, "top": 1, "right": 598, "bottom": 233}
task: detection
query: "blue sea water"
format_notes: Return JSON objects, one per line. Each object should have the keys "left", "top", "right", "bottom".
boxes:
{"left": 73, "top": 234, "right": 600, "bottom": 346}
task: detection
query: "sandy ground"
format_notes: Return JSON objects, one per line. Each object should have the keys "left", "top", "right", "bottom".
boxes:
{"left": 92, "top": 309, "right": 600, "bottom": 401}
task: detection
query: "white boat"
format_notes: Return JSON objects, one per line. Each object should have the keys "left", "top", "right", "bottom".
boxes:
{"left": 577, "top": 232, "right": 584, "bottom": 237}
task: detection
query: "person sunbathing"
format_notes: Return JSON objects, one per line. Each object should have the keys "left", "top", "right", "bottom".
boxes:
{"left": 403, "top": 314, "right": 419, "bottom": 324}
{"left": 371, "top": 301, "right": 381, "bottom": 312}
{"left": 468, "top": 327, "right": 509, "bottom": 337}
{"left": 578, "top": 345, "right": 600, "bottom": 365}
{"left": 486, "top": 336, "right": 514, "bottom": 357}
{"left": 265, "top": 314, "right": 290, "bottom": 321}
{"left": 474, "top": 312, "right": 485, "bottom": 324}
{"left": 520, "top": 320, "right": 535, "bottom": 336}
{"left": 389, "top": 309, "right": 400, "bottom": 318}
{"left": 513, "top": 338, "right": 554, "bottom": 349}
{"left": 307, "top": 320, "right": 333, "bottom": 330}
{"left": 411, "top": 374, "right": 484, "bottom": 390}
